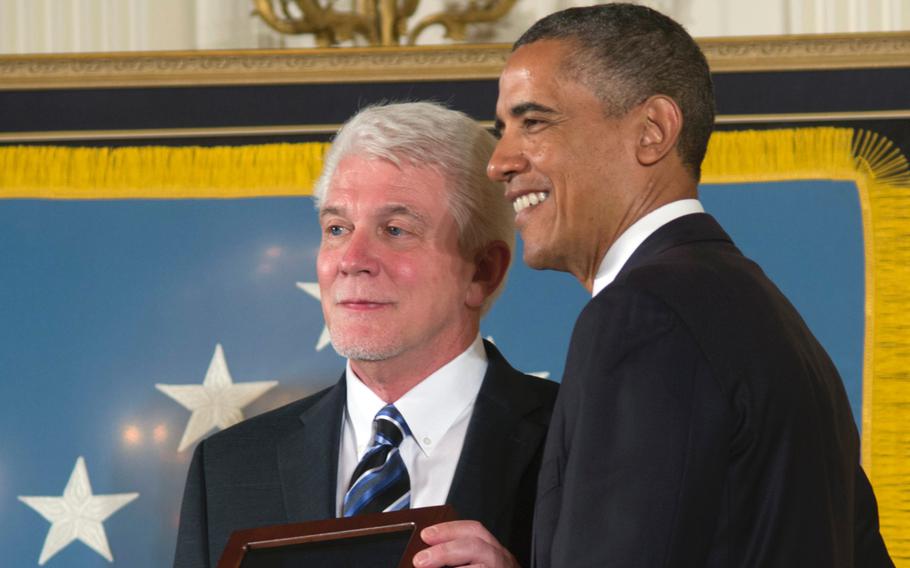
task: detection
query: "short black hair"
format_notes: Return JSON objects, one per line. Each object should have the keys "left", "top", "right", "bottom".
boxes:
{"left": 515, "top": 3, "right": 715, "bottom": 181}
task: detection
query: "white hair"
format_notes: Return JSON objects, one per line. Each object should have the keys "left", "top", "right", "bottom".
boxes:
{"left": 313, "top": 102, "right": 514, "bottom": 312}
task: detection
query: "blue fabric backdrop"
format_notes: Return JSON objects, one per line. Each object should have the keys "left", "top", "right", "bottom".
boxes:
{"left": 0, "top": 178, "right": 863, "bottom": 566}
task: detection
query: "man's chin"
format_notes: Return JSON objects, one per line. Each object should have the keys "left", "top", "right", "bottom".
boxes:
{"left": 331, "top": 339, "right": 401, "bottom": 362}
{"left": 521, "top": 243, "right": 556, "bottom": 272}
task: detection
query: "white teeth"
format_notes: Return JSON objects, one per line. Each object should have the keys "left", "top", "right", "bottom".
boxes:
{"left": 513, "top": 192, "right": 549, "bottom": 213}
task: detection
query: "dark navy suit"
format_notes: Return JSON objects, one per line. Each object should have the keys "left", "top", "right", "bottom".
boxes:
{"left": 174, "top": 341, "right": 557, "bottom": 568}
{"left": 533, "top": 213, "right": 892, "bottom": 567}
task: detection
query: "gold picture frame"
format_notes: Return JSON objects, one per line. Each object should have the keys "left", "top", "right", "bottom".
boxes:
{"left": 0, "top": 32, "right": 907, "bottom": 92}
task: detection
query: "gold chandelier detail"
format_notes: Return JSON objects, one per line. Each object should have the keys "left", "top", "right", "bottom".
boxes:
{"left": 253, "top": 0, "right": 517, "bottom": 47}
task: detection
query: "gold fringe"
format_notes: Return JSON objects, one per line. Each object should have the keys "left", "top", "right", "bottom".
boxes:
{"left": 703, "top": 127, "right": 910, "bottom": 563}
{"left": 0, "top": 143, "right": 330, "bottom": 198}
{"left": 702, "top": 127, "right": 858, "bottom": 182}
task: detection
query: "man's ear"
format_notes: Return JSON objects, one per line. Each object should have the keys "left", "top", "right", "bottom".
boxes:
{"left": 636, "top": 95, "right": 683, "bottom": 167}
{"left": 466, "top": 240, "right": 511, "bottom": 309}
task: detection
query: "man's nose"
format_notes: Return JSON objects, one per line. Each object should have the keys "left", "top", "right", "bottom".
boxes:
{"left": 487, "top": 134, "right": 529, "bottom": 183}
{"left": 338, "top": 230, "right": 379, "bottom": 276}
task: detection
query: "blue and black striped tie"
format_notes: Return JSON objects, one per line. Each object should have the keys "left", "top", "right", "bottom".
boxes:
{"left": 342, "top": 404, "right": 411, "bottom": 516}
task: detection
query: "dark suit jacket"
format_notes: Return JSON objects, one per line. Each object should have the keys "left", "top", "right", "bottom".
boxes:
{"left": 533, "top": 213, "right": 892, "bottom": 568}
{"left": 174, "top": 341, "right": 557, "bottom": 568}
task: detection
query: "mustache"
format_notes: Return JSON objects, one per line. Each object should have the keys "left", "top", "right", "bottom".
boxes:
{"left": 504, "top": 175, "right": 553, "bottom": 193}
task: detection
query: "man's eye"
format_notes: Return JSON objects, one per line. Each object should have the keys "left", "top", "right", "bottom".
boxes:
{"left": 386, "top": 225, "right": 403, "bottom": 237}
{"left": 524, "top": 118, "right": 543, "bottom": 129}
{"left": 327, "top": 225, "right": 345, "bottom": 236}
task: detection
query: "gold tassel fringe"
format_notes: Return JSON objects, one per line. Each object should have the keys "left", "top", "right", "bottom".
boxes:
{"left": 0, "top": 143, "right": 330, "bottom": 198}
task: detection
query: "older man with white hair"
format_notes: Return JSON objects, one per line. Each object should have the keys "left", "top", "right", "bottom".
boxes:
{"left": 173, "top": 102, "right": 557, "bottom": 568}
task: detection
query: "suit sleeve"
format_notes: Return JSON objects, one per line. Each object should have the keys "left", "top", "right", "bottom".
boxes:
{"left": 547, "top": 288, "right": 733, "bottom": 566}
{"left": 854, "top": 464, "right": 896, "bottom": 567}
{"left": 173, "top": 441, "right": 211, "bottom": 568}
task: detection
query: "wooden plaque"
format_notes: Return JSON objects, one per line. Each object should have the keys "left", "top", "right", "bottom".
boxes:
{"left": 217, "top": 505, "right": 457, "bottom": 568}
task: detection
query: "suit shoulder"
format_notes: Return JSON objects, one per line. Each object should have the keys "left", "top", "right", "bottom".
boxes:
{"left": 513, "top": 370, "right": 559, "bottom": 406}
{"left": 201, "top": 382, "right": 338, "bottom": 446}
{"left": 582, "top": 283, "right": 679, "bottom": 340}
{"left": 482, "top": 341, "right": 559, "bottom": 410}
{"left": 619, "top": 241, "right": 769, "bottom": 309}
{"left": 487, "top": 340, "right": 557, "bottom": 386}
{"left": 523, "top": 370, "right": 559, "bottom": 395}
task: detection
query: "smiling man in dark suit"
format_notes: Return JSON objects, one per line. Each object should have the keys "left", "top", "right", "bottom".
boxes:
{"left": 173, "top": 102, "right": 557, "bottom": 568}
{"left": 488, "top": 4, "right": 893, "bottom": 567}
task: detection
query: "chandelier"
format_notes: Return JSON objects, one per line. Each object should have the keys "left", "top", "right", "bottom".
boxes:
{"left": 253, "top": 0, "right": 518, "bottom": 47}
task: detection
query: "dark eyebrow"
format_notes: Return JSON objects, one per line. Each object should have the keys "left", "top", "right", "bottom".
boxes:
{"left": 510, "top": 102, "right": 557, "bottom": 117}
{"left": 494, "top": 102, "right": 558, "bottom": 137}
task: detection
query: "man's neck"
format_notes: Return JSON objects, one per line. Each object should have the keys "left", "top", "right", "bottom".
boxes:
{"left": 350, "top": 330, "right": 479, "bottom": 402}
{"left": 579, "top": 172, "right": 698, "bottom": 291}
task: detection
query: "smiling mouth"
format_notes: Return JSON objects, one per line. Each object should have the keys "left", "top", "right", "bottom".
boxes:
{"left": 512, "top": 192, "right": 550, "bottom": 213}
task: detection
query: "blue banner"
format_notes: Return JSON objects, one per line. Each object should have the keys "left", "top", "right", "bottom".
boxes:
{"left": 1, "top": 179, "right": 862, "bottom": 566}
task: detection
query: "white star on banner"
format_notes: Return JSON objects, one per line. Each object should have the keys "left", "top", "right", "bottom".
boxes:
{"left": 484, "top": 336, "right": 550, "bottom": 379}
{"left": 156, "top": 344, "right": 279, "bottom": 452}
{"left": 18, "top": 456, "right": 139, "bottom": 565}
{"left": 296, "top": 281, "right": 331, "bottom": 351}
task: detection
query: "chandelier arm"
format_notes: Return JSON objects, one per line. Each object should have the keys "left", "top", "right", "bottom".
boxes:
{"left": 406, "top": 0, "right": 516, "bottom": 44}
{"left": 253, "top": 0, "right": 318, "bottom": 33}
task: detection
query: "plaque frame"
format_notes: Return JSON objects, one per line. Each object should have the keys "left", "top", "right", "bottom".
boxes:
{"left": 217, "top": 505, "right": 457, "bottom": 568}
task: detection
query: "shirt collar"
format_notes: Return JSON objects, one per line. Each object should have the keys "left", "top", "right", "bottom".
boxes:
{"left": 592, "top": 199, "right": 704, "bottom": 297}
{"left": 345, "top": 334, "right": 487, "bottom": 457}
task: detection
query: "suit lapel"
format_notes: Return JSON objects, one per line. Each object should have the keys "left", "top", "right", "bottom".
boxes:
{"left": 277, "top": 377, "right": 346, "bottom": 523}
{"left": 274, "top": 348, "right": 550, "bottom": 527}
{"left": 447, "top": 342, "right": 549, "bottom": 530}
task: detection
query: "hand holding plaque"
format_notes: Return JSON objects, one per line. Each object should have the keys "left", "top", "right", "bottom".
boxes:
{"left": 413, "top": 520, "right": 520, "bottom": 568}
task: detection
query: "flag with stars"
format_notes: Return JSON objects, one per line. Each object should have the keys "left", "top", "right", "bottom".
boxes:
{"left": 0, "top": 196, "right": 586, "bottom": 567}
{"left": 0, "top": 180, "right": 865, "bottom": 566}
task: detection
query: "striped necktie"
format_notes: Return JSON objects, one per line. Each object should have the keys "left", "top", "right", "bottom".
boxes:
{"left": 342, "top": 404, "right": 412, "bottom": 516}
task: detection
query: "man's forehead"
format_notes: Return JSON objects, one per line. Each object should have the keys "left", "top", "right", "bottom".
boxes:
{"left": 319, "top": 200, "right": 423, "bottom": 218}
{"left": 504, "top": 39, "right": 574, "bottom": 76}
{"left": 333, "top": 154, "right": 445, "bottom": 183}
{"left": 498, "top": 44, "right": 575, "bottom": 105}
{"left": 320, "top": 153, "right": 455, "bottom": 219}
{"left": 320, "top": 182, "right": 442, "bottom": 221}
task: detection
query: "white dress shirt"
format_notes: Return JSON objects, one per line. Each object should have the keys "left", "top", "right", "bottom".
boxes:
{"left": 592, "top": 199, "right": 705, "bottom": 297}
{"left": 335, "top": 334, "right": 488, "bottom": 515}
